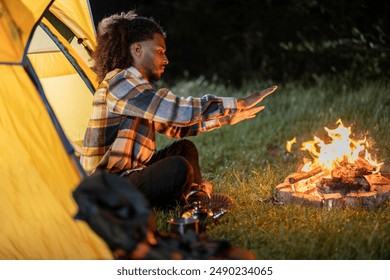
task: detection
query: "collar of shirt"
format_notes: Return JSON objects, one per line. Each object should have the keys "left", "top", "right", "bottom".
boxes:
{"left": 103, "top": 66, "right": 145, "bottom": 84}
{"left": 126, "top": 66, "right": 144, "bottom": 80}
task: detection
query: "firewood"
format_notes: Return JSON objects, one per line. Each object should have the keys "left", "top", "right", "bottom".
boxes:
{"left": 303, "top": 187, "right": 322, "bottom": 196}
{"left": 318, "top": 176, "right": 370, "bottom": 195}
{"left": 291, "top": 193, "right": 323, "bottom": 207}
{"left": 364, "top": 174, "right": 390, "bottom": 186}
{"left": 381, "top": 171, "right": 390, "bottom": 179}
{"left": 345, "top": 193, "right": 360, "bottom": 209}
{"left": 376, "top": 185, "right": 390, "bottom": 193}
{"left": 376, "top": 186, "right": 390, "bottom": 204}
{"left": 360, "top": 192, "right": 379, "bottom": 209}
{"left": 275, "top": 182, "right": 291, "bottom": 190}
{"left": 323, "top": 193, "right": 344, "bottom": 209}
{"left": 274, "top": 159, "right": 389, "bottom": 209}
{"left": 288, "top": 166, "right": 323, "bottom": 184}
{"left": 275, "top": 187, "right": 293, "bottom": 203}
{"left": 293, "top": 182, "right": 317, "bottom": 193}
{"left": 355, "top": 157, "right": 377, "bottom": 172}
{"left": 293, "top": 170, "right": 330, "bottom": 192}
{"left": 330, "top": 157, "right": 377, "bottom": 179}
{"left": 331, "top": 162, "right": 355, "bottom": 178}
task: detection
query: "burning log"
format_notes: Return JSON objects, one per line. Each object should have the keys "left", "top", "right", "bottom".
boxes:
{"left": 355, "top": 157, "right": 378, "bottom": 172}
{"left": 292, "top": 170, "right": 330, "bottom": 193}
{"left": 317, "top": 176, "right": 370, "bottom": 195}
{"left": 288, "top": 167, "right": 322, "bottom": 184}
{"left": 332, "top": 157, "right": 376, "bottom": 179}
{"left": 364, "top": 173, "right": 390, "bottom": 189}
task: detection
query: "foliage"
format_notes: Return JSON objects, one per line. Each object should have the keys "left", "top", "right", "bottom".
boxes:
{"left": 91, "top": 0, "right": 390, "bottom": 86}
{"left": 154, "top": 77, "right": 390, "bottom": 259}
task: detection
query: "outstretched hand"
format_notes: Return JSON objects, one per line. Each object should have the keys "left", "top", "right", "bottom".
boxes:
{"left": 237, "top": 86, "right": 278, "bottom": 110}
{"left": 219, "top": 85, "right": 278, "bottom": 126}
{"left": 220, "top": 106, "right": 264, "bottom": 125}
{"left": 228, "top": 106, "right": 265, "bottom": 125}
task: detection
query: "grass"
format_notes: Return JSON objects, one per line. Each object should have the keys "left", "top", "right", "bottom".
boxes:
{"left": 154, "top": 77, "right": 390, "bottom": 259}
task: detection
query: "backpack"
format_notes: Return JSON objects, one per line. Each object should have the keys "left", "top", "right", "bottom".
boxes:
{"left": 73, "top": 172, "right": 255, "bottom": 259}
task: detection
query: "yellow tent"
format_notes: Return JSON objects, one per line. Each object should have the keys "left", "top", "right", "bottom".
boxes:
{"left": 0, "top": 0, "right": 112, "bottom": 259}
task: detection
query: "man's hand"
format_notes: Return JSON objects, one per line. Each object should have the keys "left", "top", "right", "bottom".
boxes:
{"left": 219, "top": 85, "right": 277, "bottom": 126}
{"left": 237, "top": 86, "right": 278, "bottom": 110}
{"left": 224, "top": 106, "right": 265, "bottom": 125}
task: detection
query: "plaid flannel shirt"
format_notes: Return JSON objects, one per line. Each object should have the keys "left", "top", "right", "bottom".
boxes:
{"left": 80, "top": 67, "right": 238, "bottom": 175}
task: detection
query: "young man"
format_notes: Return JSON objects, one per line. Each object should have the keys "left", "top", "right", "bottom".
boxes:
{"left": 80, "top": 10, "right": 277, "bottom": 209}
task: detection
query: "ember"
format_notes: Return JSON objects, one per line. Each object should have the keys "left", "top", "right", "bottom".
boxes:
{"left": 276, "top": 120, "right": 390, "bottom": 209}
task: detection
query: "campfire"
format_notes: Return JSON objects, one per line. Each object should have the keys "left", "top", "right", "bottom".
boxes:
{"left": 275, "top": 119, "right": 390, "bottom": 209}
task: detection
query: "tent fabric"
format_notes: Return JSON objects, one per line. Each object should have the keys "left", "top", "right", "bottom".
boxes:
{"left": 28, "top": 26, "right": 76, "bottom": 78}
{"left": 0, "top": 0, "right": 53, "bottom": 63}
{"left": 50, "top": 0, "right": 96, "bottom": 52}
{"left": 0, "top": 0, "right": 96, "bottom": 63}
{"left": 31, "top": 13, "right": 99, "bottom": 147}
{"left": 39, "top": 16, "right": 98, "bottom": 84}
{"left": 0, "top": 0, "right": 112, "bottom": 259}
{"left": 28, "top": 25, "right": 94, "bottom": 143}
{"left": 38, "top": 73, "right": 93, "bottom": 144}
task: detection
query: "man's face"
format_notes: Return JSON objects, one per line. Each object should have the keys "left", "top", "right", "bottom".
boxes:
{"left": 136, "top": 33, "right": 169, "bottom": 82}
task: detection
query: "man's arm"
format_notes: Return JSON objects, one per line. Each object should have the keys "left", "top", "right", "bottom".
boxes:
{"left": 106, "top": 73, "right": 238, "bottom": 126}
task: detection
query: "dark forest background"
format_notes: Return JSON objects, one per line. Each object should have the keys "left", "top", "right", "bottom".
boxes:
{"left": 89, "top": 0, "right": 389, "bottom": 86}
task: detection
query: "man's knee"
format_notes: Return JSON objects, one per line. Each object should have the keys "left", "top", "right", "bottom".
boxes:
{"left": 170, "top": 156, "right": 194, "bottom": 184}
{"left": 180, "top": 139, "right": 196, "bottom": 149}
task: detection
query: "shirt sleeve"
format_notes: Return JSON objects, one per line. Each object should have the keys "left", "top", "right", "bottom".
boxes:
{"left": 106, "top": 72, "right": 238, "bottom": 127}
{"left": 154, "top": 117, "right": 224, "bottom": 138}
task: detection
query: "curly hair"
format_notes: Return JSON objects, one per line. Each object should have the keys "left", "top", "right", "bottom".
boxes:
{"left": 92, "top": 10, "right": 166, "bottom": 82}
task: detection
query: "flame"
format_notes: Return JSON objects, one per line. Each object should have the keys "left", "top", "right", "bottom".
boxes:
{"left": 286, "top": 137, "right": 297, "bottom": 153}
{"left": 290, "top": 119, "right": 382, "bottom": 173}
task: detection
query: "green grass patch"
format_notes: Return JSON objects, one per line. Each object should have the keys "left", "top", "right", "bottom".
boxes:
{"left": 154, "top": 77, "right": 390, "bottom": 259}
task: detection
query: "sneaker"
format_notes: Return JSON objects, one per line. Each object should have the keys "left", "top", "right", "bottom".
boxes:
{"left": 199, "top": 180, "right": 213, "bottom": 197}
{"left": 185, "top": 180, "right": 213, "bottom": 204}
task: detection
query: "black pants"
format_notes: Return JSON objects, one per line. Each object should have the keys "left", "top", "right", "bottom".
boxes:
{"left": 123, "top": 139, "right": 202, "bottom": 209}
